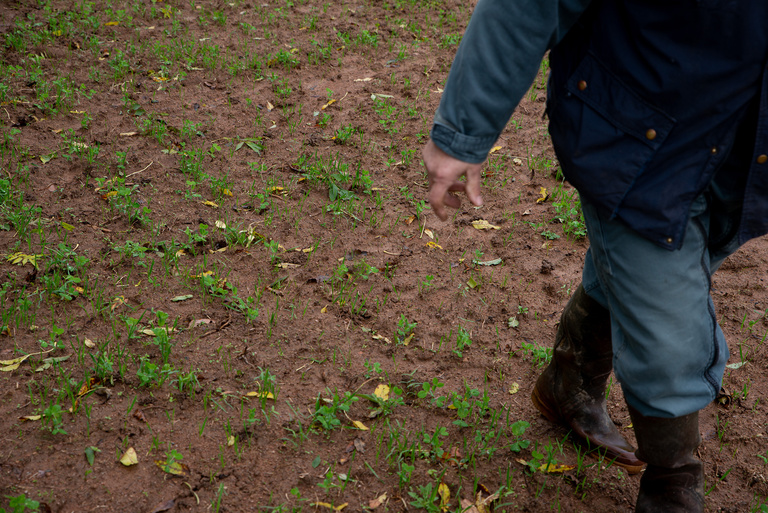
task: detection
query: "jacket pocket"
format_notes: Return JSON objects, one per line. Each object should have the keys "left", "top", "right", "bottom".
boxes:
{"left": 548, "top": 51, "right": 676, "bottom": 215}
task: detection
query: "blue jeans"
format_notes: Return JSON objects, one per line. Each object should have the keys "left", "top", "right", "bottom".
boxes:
{"left": 580, "top": 191, "right": 741, "bottom": 418}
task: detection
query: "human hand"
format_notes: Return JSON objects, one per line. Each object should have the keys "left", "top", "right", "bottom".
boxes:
{"left": 422, "top": 139, "right": 484, "bottom": 221}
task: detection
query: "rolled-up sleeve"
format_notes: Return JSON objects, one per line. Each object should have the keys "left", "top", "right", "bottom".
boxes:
{"left": 432, "top": 0, "right": 594, "bottom": 163}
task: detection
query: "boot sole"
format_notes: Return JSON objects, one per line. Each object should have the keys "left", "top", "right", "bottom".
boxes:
{"left": 531, "top": 384, "right": 645, "bottom": 475}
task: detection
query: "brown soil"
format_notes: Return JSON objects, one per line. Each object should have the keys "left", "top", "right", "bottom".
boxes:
{"left": 1, "top": 1, "right": 767, "bottom": 512}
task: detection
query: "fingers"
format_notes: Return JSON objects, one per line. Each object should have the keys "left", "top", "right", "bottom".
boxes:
{"left": 423, "top": 139, "right": 485, "bottom": 220}
{"left": 464, "top": 165, "right": 484, "bottom": 207}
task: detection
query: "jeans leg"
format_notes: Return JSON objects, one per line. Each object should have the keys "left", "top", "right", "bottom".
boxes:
{"left": 579, "top": 195, "right": 729, "bottom": 418}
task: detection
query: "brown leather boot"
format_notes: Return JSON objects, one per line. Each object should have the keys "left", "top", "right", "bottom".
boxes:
{"left": 531, "top": 285, "right": 644, "bottom": 473}
{"left": 629, "top": 406, "right": 705, "bottom": 513}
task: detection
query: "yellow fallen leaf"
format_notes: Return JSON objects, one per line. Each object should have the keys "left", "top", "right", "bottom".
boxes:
{"left": 475, "top": 489, "right": 500, "bottom": 513}
{"left": 373, "top": 384, "right": 390, "bottom": 401}
{"left": 103, "top": 191, "right": 118, "bottom": 199}
{"left": 0, "top": 349, "right": 54, "bottom": 372}
{"left": 371, "top": 333, "right": 391, "bottom": 344}
{"left": 276, "top": 263, "right": 299, "bottom": 269}
{"left": 105, "top": 21, "right": 119, "bottom": 26}
{"left": 155, "top": 460, "right": 189, "bottom": 476}
{"left": 20, "top": 415, "right": 42, "bottom": 422}
{"left": 267, "top": 186, "right": 286, "bottom": 196}
{"left": 84, "top": 338, "right": 96, "bottom": 349}
{"left": 70, "top": 110, "right": 86, "bottom": 114}
{"left": 489, "top": 146, "right": 502, "bottom": 153}
{"left": 513, "top": 157, "right": 523, "bottom": 166}
{"left": 310, "top": 503, "right": 347, "bottom": 511}
{"left": 471, "top": 220, "right": 500, "bottom": 230}
{"left": 266, "top": 101, "right": 274, "bottom": 111}
{"left": 120, "top": 447, "right": 138, "bottom": 466}
{"left": 245, "top": 391, "right": 274, "bottom": 399}
{"left": 321, "top": 305, "right": 328, "bottom": 313}
{"left": 538, "top": 463, "right": 575, "bottom": 473}
{"left": 404, "top": 215, "right": 416, "bottom": 225}
{"left": 402, "top": 333, "right": 414, "bottom": 346}
{"left": 352, "top": 420, "right": 369, "bottom": 431}
{"left": 119, "top": 131, "right": 138, "bottom": 136}
{"left": 110, "top": 296, "right": 126, "bottom": 312}
{"left": 423, "top": 229, "right": 434, "bottom": 239}
{"left": 438, "top": 483, "right": 450, "bottom": 512}
{"left": 202, "top": 200, "right": 219, "bottom": 208}
{"left": 536, "top": 187, "right": 549, "bottom": 204}
{"left": 321, "top": 99, "right": 336, "bottom": 110}
{"left": 6, "top": 252, "right": 42, "bottom": 268}
{"left": 227, "top": 436, "right": 235, "bottom": 446}
{"left": 354, "top": 77, "right": 373, "bottom": 82}
{"left": 508, "top": 382, "right": 520, "bottom": 394}
{"left": 223, "top": 188, "right": 233, "bottom": 196}
{"left": 215, "top": 220, "right": 226, "bottom": 229}
{"left": 426, "top": 241, "right": 443, "bottom": 250}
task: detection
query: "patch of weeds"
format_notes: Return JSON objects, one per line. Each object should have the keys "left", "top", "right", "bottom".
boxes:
{"left": 0, "top": 494, "right": 40, "bottom": 513}
{"left": 550, "top": 181, "right": 587, "bottom": 239}
{"left": 453, "top": 327, "right": 472, "bottom": 357}
{"left": 333, "top": 124, "right": 359, "bottom": 145}
{"left": 509, "top": 420, "right": 531, "bottom": 452}
{"left": 361, "top": 385, "right": 404, "bottom": 417}
{"left": 312, "top": 389, "right": 358, "bottom": 431}
{"left": 42, "top": 402, "right": 67, "bottom": 435}
{"left": 417, "top": 377, "right": 447, "bottom": 407}
{"left": 439, "top": 33, "right": 462, "bottom": 47}
{"left": 395, "top": 314, "right": 417, "bottom": 344}
{"left": 96, "top": 176, "right": 152, "bottom": 226}
{"left": 520, "top": 340, "right": 552, "bottom": 367}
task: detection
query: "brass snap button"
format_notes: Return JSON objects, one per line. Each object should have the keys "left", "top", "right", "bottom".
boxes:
{"left": 577, "top": 80, "right": 587, "bottom": 91}
{"left": 645, "top": 129, "right": 657, "bottom": 141}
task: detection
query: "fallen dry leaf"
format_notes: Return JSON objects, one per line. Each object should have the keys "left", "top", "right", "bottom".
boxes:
{"left": 310, "top": 502, "right": 347, "bottom": 511}
{"left": 508, "top": 382, "right": 520, "bottom": 394}
{"left": 149, "top": 499, "right": 175, "bottom": 513}
{"left": 352, "top": 420, "right": 369, "bottom": 430}
{"left": 471, "top": 220, "right": 500, "bottom": 230}
{"left": 155, "top": 460, "right": 190, "bottom": 476}
{"left": 373, "top": 384, "right": 390, "bottom": 401}
{"left": 120, "top": 447, "right": 138, "bottom": 466}
{"left": 368, "top": 493, "right": 387, "bottom": 509}
{"left": 438, "top": 483, "right": 450, "bottom": 512}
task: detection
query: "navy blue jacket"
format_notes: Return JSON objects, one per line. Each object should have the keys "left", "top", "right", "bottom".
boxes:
{"left": 432, "top": 0, "right": 768, "bottom": 249}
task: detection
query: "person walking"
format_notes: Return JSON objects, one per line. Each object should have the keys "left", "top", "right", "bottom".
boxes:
{"left": 422, "top": 1, "right": 768, "bottom": 511}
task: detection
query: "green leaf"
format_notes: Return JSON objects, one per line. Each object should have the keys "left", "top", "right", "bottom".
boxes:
{"left": 473, "top": 258, "right": 502, "bottom": 266}
{"left": 311, "top": 456, "right": 322, "bottom": 468}
{"left": 85, "top": 446, "right": 101, "bottom": 466}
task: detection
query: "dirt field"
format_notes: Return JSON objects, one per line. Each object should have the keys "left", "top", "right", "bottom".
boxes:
{"left": 1, "top": 1, "right": 768, "bottom": 512}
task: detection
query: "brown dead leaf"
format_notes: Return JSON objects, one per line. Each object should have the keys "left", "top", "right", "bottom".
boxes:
{"left": 149, "top": 499, "right": 175, "bottom": 513}
{"left": 188, "top": 318, "right": 214, "bottom": 329}
{"left": 368, "top": 493, "right": 387, "bottom": 509}
{"left": 133, "top": 409, "right": 147, "bottom": 423}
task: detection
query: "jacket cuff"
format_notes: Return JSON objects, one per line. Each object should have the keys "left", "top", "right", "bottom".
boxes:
{"left": 430, "top": 122, "right": 498, "bottom": 165}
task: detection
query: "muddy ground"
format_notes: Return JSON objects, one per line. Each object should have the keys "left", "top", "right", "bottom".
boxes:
{"left": 1, "top": 1, "right": 768, "bottom": 512}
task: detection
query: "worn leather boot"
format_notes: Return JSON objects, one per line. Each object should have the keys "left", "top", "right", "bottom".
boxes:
{"left": 531, "top": 285, "right": 644, "bottom": 473}
{"left": 629, "top": 406, "right": 705, "bottom": 513}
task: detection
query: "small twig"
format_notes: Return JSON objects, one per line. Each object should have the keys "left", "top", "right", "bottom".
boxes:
{"left": 125, "top": 161, "right": 153, "bottom": 178}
